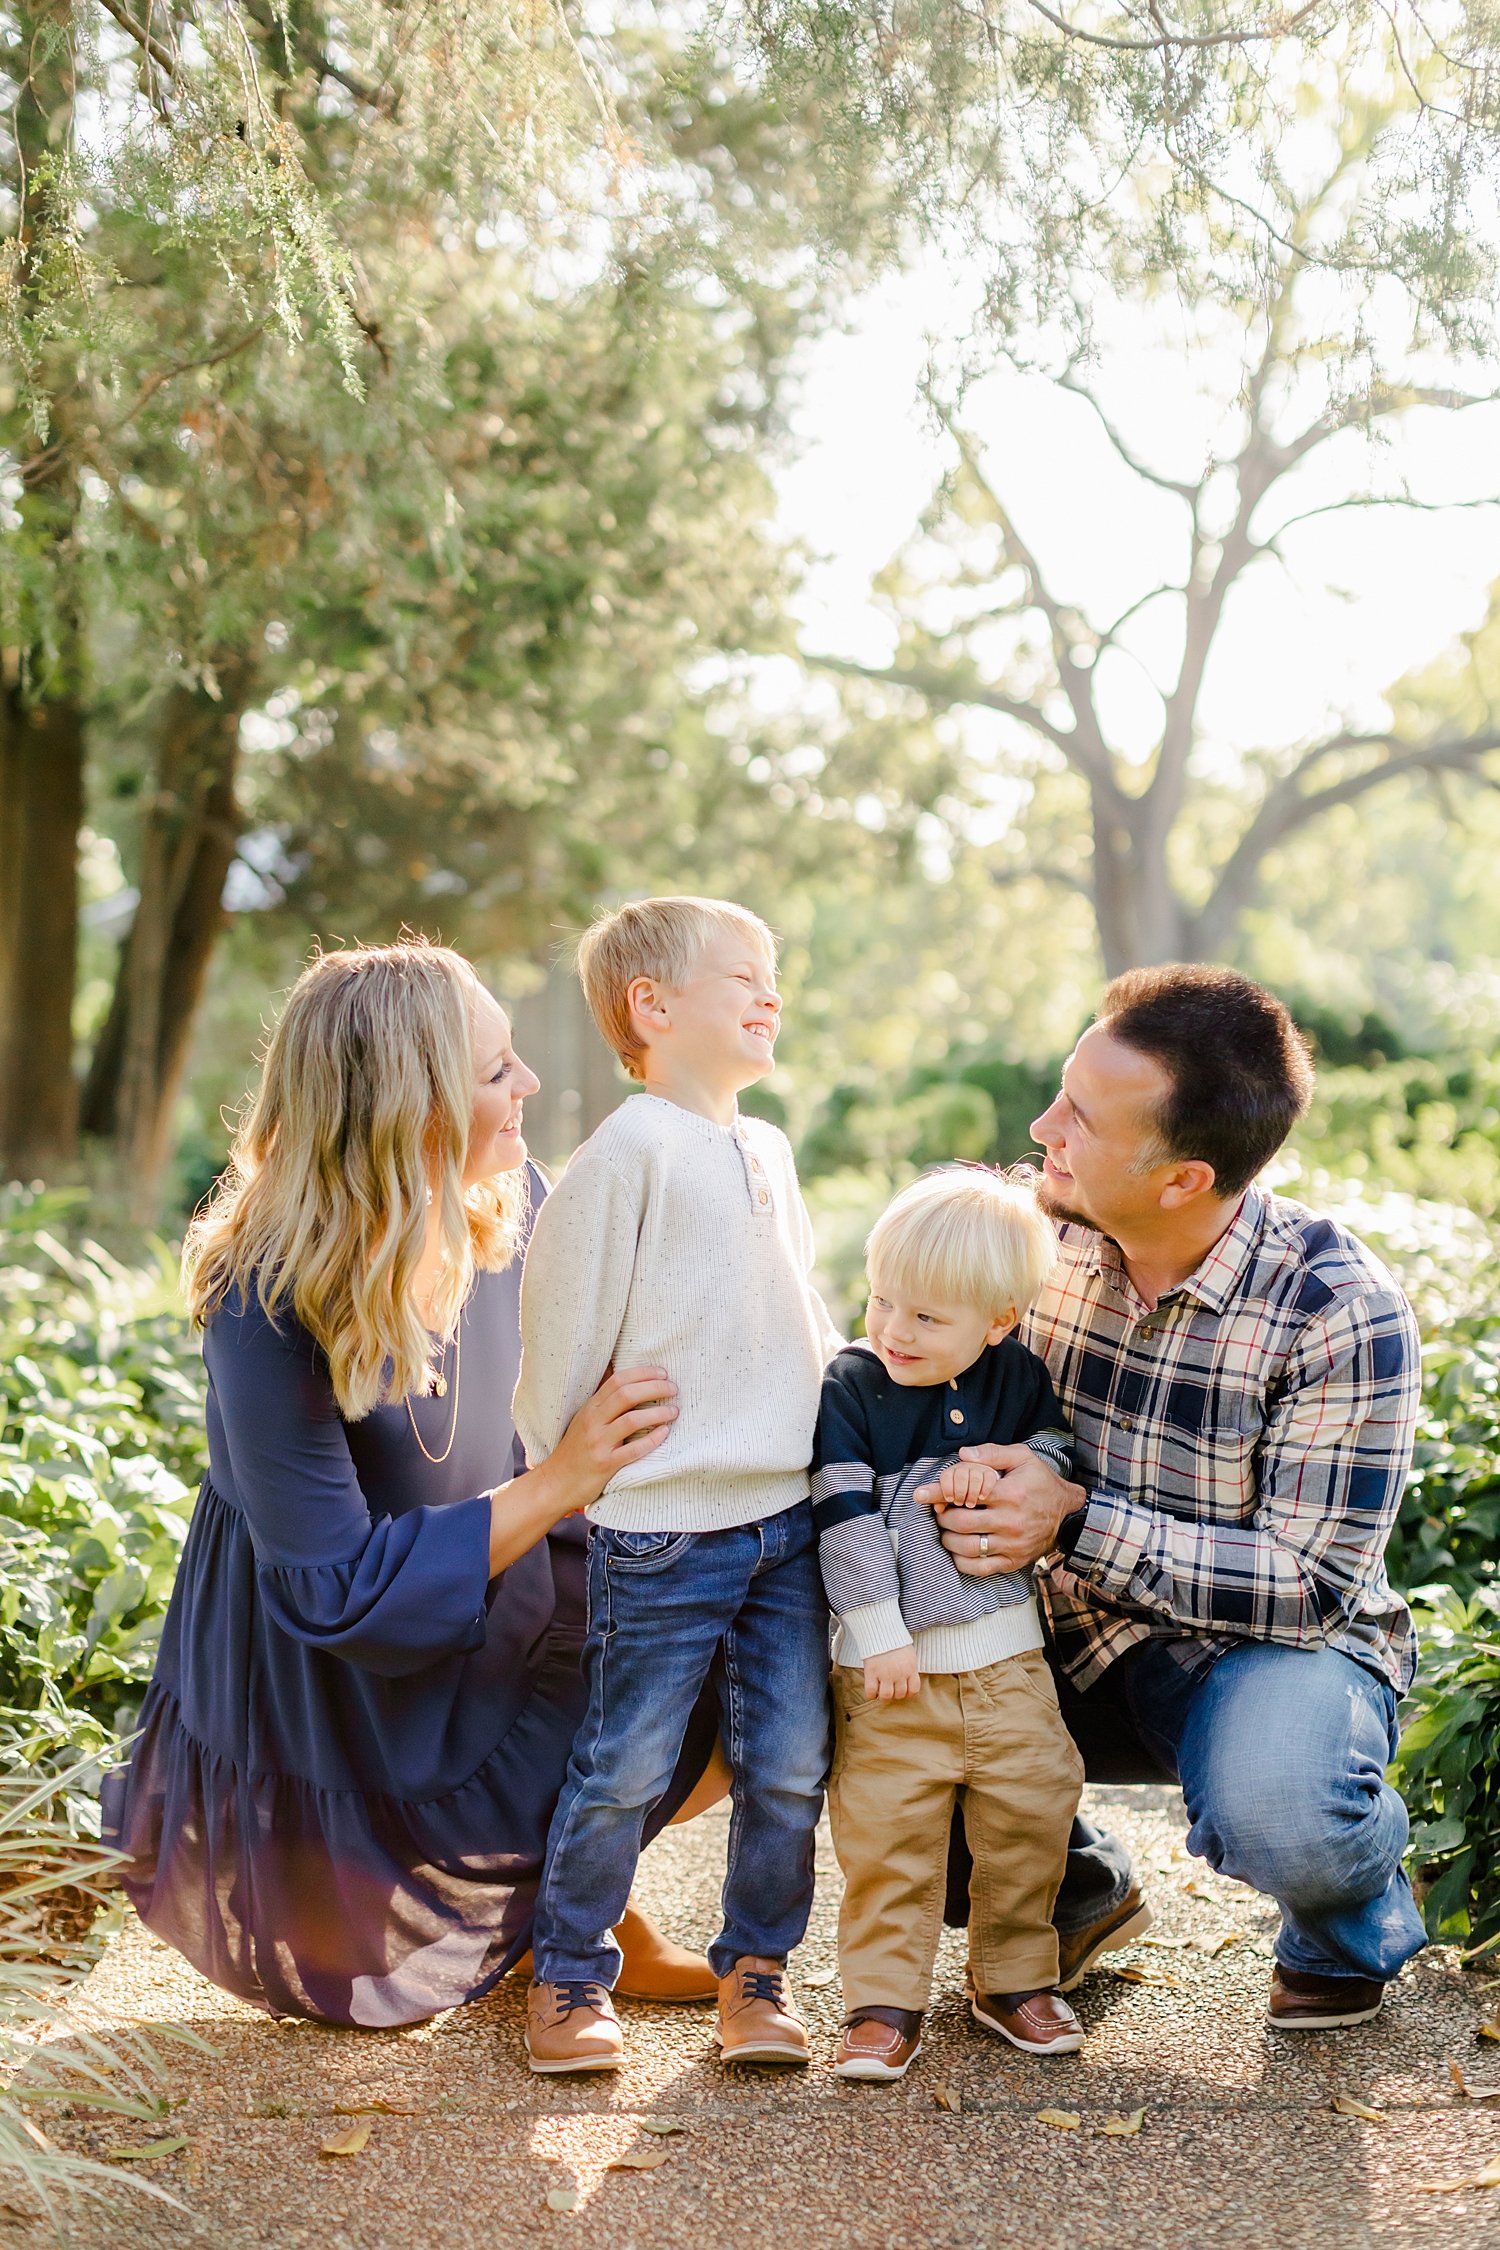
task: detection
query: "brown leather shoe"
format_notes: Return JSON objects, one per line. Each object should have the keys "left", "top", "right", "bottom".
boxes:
{"left": 613, "top": 1902, "right": 717, "bottom": 2003}
{"left": 834, "top": 2008, "right": 924, "bottom": 2082}
{"left": 1267, "top": 1965, "right": 1386, "bottom": 2029}
{"left": 525, "top": 1980, "right": 624, "bottom": 2075}
{"left": 971, "top": 1987, "right": 1084, "bottom": 2054}
{"left": 1057, "top": 1883, "right": 1153, "bottom": 1992}
{"left": 714, "top": 1956, "right": 810, "bottom": 2065}
{"left": 510, "top": 1898, "right": 715, "bottom": 2003}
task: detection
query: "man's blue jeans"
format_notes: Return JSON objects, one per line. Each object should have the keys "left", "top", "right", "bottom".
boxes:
{"left": 1056, "top": 1639, "right": 1428, "bottom": 1981}
{"left": 532, "top": 1501, "right": 830, "bottom": 1986}
{"left": 947, "top": 1638, "right": 1427, "bottom": 1983}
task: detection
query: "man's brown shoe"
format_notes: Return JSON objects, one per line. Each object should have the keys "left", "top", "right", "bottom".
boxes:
{"left": 834, "top": 2008, "right": 924, "bottom": 2082}
{"left": 1267, "top": 1966, "right": 1386, "bottom": 2029}
{"left": 613, "top": 1901, "right": 717, "bottom": 2003}
{"left": 1057, "top": 1883, "right": 1153, "bottom": 1992}
{"left": 714, "top": 1956, "right": 810, "bottom": 2065}
{"left": 972, "top": 1987, "right": 1084, "bottom": 2054}
{"left": 525, "top": 1980, "right": 624, "bottom": 2075}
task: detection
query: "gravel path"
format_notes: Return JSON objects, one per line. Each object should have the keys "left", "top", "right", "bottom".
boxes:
{"left": 22, "top": 1786, "right": 1500, "bottom": 2249}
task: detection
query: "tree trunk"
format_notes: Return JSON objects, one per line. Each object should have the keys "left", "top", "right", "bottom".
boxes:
{"left": 0, "top": 5, "right": 85, "bottom": 1181}
{"left": 80, "top": 675, "right": 249, "bottom": 1215}
{"left": 1087, "top": 790, "right": 1200, "bottom": 977}
{"left": 0, "top": 686, "right": 84, "bottom": 1176}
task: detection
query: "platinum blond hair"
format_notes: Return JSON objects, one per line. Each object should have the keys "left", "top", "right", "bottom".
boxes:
{"left": 867, "top": 1168, "right": 1058, "bottom": 1320}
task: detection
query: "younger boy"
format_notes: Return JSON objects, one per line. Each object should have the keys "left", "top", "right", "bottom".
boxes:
{"left": 813, "top": 1168, "right": 1086, "bottom": 2081}
{"left": 513, "top": 896, "right": 841, "bottom": 2075}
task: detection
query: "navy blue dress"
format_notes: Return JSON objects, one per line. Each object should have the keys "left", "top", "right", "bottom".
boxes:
{"left": 102, "top": 1181, "right": 711, "bottom": 2026}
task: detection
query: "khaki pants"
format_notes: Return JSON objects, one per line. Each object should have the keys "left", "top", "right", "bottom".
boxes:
{"left": 828, "top": 1650, "right": 1085, "bottom": 2010}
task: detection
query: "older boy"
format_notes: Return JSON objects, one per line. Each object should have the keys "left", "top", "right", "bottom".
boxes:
{"left": 513, "top": 896, "right": 841, "bottom": 2074}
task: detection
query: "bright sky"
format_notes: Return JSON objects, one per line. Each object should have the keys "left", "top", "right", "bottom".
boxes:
{"left": 772, "top": 256, "right": 1500, "bottom": 769}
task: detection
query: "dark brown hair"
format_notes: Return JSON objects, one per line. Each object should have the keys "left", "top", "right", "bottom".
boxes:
{"left": 1096, "top": 965, "right": 1314, "bottom": 1200}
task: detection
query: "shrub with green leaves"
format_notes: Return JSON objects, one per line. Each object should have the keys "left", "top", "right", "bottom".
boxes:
{"left": 0, "top": 1188, "right": 206, "bottom": 1831}
{"left": 1388, "top": 1587, "right": 1500, "bottom": 1958}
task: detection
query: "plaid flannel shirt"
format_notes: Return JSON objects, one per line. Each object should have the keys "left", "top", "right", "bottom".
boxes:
{"left": 1024, "top": 1186, "right": 1420, "bottom": 1696}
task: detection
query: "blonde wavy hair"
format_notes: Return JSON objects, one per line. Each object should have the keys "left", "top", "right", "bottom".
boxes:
{"left": 183, "top": 940, "right": 529, "bottom": 1419}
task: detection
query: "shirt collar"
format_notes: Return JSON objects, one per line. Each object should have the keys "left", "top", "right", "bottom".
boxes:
{"left": 1066, "top": 1186, "right": 1267, "bottom": 1315}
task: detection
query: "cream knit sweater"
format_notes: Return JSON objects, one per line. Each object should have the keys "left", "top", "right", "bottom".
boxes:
{"left": 513, "top": 1094, "right": 843, "bottom": 1532}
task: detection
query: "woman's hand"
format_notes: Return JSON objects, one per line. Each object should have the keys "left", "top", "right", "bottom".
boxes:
{"left": 547, "top": 1366, "right": 679, "bottom": 1512}
{"left": 486, "top": 1367, "right": 678, "bottom": 1578}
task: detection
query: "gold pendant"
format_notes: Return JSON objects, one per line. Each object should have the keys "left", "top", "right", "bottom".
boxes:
{"left": 432, "top": 1373, "right": 448, "bottom": 1398}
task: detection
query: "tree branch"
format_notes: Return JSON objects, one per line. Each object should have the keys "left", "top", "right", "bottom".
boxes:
{"left": 1023, "top": 1, "right": 1326, "bottom": 54}
{"left": 806, "top": 650, "right": 1074, "bottom": 755}
{"left": 1193, "top": 731, "right": 1500, "bottom": 955}
{"left": 238, "top": 0, "right": 399, "bottom": 116}
{"left": 1058, "top": 366, "right": 1200, "bottom": 503}
{"left": 93, "top": 0, "right": 177, "bottom": 78}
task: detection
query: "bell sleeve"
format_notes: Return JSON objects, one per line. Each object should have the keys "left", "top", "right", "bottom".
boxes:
{"left": 203, "top": 1295, "right": 493, "bottom": 1678}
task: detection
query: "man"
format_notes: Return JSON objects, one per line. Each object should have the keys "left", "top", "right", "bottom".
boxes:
{"left": 929, "top": 965, "right": 1426, "bottom": 2030}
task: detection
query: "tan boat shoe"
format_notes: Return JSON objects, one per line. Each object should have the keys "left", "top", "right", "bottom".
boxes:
{"left": 525, "top": 1980, "right": 624, "bottom": 2075}
{"left": 714, "top": 1956, "right": 810, "bottom": 2066}
{"left": 834, "top": 2008, "right": 924, "bottom": 2082}
{"left": 971, "top": 1986, "right": 1084, "bottom": 2055}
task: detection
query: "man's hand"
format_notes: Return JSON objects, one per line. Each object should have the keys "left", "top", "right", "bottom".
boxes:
{"left": 913, "top": 1444, "right": 1085, "bottom": 1576}
{"left": 863, "top": 1645, "right": 922, "bottom": 1701}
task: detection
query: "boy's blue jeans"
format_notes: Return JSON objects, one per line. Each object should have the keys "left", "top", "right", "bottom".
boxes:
{"left": 532, "top": 1500, "right": 830, "bottom": 1987}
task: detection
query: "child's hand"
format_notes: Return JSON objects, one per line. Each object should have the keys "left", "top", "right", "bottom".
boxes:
{"left": 863, "top": 1646, "right": 921, "bottom": 1701}
{"left": 929, "top": 1460, "right": 1003, "bottom": 1509}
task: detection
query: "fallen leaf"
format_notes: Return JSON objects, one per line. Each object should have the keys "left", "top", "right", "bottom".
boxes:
{"left": 638, "top": 2120, "right": 686, "bottom": 2137}
{"left": 606, "top": 2148, "right": 669, "bottom": 2172}
{"left": 106, "top": 2136, "right": 189, "bottom": 2164}
{"left": 1138, "top": 1935, "right": 1190, "bottom": 1951}
{"left": 1419, "top": 2155, "right": 1500, "bottom": 2193}
{"left": 932, "top": 2084, "right": 963, "bottom": 2113}
{"left": 1450, "top": 2060, "right": 1500, "bottom": 2103}
{"left": 1035, "top": 2109, "right": 1082, "bottom": 2131}
{"left": 1099, "top": 2109, "right": 1146, "bottom": 2137}
{"left": 332, "top": 2100, "right": 415, "bottom": 2116}
{"left": 1331, "top": 2093, "right": 1385, "bottom": 2122}
{"left": 1192, "top": 1931, "right": 1244, "bottom": 1957}
{"left": 1182, "top": 1880, "right": 1219, "bottom": 1902}
{"left": 802, "top": 1967, "right": 838, "bottom": 1988}
{"left": 319, "top": 2121, "right": 372, "bottom": 2158}
{"left": 546, "top": 2187, "right": 581, "bottom": 2212}
{"left": 1112, "top": 1965, "right": 1183, "bottom": 1988}
{"left": 1481, "top": 2016, "right": 1500, "bottom": 2044}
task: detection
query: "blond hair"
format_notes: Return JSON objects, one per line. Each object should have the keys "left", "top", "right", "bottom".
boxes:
{"left": 575, "top": 895, "right": 776, "bottom": 1080}
{"left": 183, "top": 940, "right": 529, "bottom": 1419}
{"left": 867, "top": 1168, "right": 1058, "bottom": 1320}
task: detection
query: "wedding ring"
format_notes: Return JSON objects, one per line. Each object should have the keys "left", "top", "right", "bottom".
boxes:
{"left": 979, "top": 1534, "right": 991, "bottom": 1559}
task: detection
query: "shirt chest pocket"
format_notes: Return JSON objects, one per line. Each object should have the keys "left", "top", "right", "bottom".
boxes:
{"left": 1152, "top": 1380, "right": 1263, "bottom": 1513}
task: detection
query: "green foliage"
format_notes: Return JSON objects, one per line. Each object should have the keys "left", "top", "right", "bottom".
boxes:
{"left": 1389, "top": 1587, "right": 1500, "bottom": 1958}
{"left": 0, "top": 1188, "right": 205, "bottom": 1828}
{"left": 1392, "top": 1327, "right": 1500, "bottom": 1600}
{"left": 0, "top": 1764, "right": 209, "bottom": 2226}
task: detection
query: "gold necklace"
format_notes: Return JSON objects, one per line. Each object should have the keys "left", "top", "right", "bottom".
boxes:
{"left": 406, "top": 1320, "right": 462, "bottom": 1465}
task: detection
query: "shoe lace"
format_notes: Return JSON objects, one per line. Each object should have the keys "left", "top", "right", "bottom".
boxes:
{"left": 739, "top": 1969, "right": 785, "bottom": 2006}
{"left": 554, "top": 1981, "right": 609, "bottom": 2018}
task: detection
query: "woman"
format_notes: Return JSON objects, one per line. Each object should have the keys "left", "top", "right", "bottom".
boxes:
{"left": 102, "top": 940, "right": 718, "bottom": 2026}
